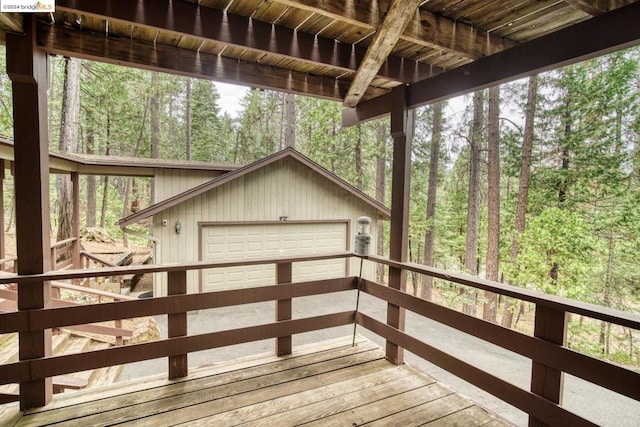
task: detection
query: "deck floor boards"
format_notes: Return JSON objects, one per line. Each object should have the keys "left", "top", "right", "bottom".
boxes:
{"left": 10, "top": 337, "right": 510, "bottom": 426}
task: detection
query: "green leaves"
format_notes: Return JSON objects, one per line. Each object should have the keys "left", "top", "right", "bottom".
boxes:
{"left": 509, "top": 208, "right": 595, "bottom": 298}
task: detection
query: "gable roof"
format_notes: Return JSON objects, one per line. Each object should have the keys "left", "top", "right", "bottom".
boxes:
{"left": 118, "top": 148, "right": 391, "bottom": 227}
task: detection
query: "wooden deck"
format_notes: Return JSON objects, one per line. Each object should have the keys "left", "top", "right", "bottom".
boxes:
{"left": 5, "top": 337, "right": 510, "bottom": 426}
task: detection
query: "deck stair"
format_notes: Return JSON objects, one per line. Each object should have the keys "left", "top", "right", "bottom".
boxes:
{"left": 0, "top": 331, "right": 125, "bottom": 396}
{"left": 0, "top": 280, "right": 154, "bottom": 396}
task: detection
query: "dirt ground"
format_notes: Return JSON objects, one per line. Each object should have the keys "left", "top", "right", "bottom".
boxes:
{"left": 132, "top": 273, "right": 153, "bottom": 293}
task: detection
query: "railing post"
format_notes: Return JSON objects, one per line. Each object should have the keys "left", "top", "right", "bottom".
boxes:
{"left": 71, "top": 172, "right": 81, "bottom": 270}
{"left": 0, "top": 162, "right": 4, "bottom": 261}
{"left": 529, "top": 305, "right": 567, "bottom": 427}
{"left": 386, "top": 85, "right": 413, "bottom": 364}
{"left": 114, "top": 319, "right": 123, "bottom": 346}
{"left": 50, "top": 247, "right": 56, "bottom": 271}
{"left": 276, "top": 262, "right": 292, "bottom": 356}
{"left": 7, "top": 15, "right": 54, "bottom": 409}
{"left": 168, "top": 270, "right": 188, "bottom": 379}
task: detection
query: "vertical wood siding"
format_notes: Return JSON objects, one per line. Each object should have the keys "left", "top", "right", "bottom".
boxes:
{"left": 154, "top": 158, "right": 382, "bottom": 295}
{"left": 154, "top": 169, "right": 220, "bottom": 203}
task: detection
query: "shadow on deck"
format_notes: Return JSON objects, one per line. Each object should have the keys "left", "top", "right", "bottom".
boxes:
{"left": 6, "top": 336, "right": 509, "bottom": 426}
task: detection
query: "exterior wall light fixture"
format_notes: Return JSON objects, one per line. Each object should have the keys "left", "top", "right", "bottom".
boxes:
{"left": 174, "top": 221, "right": 181, "bottom": 234}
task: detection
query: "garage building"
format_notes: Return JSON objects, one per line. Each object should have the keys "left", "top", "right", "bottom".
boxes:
{"left": 118, "top": 148, "right": 390, "bottom": 296}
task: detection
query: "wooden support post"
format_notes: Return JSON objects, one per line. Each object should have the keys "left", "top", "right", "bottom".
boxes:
{"left": 386, "top": 85, "right": 413, "bottom": 365}
{"left": 276, "top": 262, "right": 292, "bottom": 356}
{"left": 0, "top": 161, "right": 4, "bottom": 261}
{"left": 529, "top": 305, "right": 568, "bottom": 427}
{"left": 6, "top": 15, "right": 53, "bottom": 410}
{"left": 167, "top": 270, "right": 188, "bottom": 379}
{"left": 71, "top": 172, "right": 81, "bottom": 270}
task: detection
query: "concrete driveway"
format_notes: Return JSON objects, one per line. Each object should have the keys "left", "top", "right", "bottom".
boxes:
{"left": 119, "top": 289, "right": 639, "bottom": 426}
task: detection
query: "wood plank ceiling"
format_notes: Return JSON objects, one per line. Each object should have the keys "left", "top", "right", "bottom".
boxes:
{"left": 1, "top": 0, "right": 639, "bottom": 111}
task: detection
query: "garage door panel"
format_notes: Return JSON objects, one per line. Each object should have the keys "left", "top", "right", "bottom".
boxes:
{"left": 207, "top": 242, "right": 224, "bottom": 253}
{"left": 206, "top": 271, "right": 224, "bottom": 284}
{"left": 294, "top": 260, "right": 344, "bottom": 281}
{"left": 247, "top": 268, "right": 268, "bottom": 281}
{"left": 247, "top": 241, "right": 263, "bottom": 252}
{"left": 206, "top": 228, "right": 224, "bottom": 238}
{"left": 228, "top": 242, "right": 246, "bottom": 253}
{"left": 202, "top": 222, "right": 346, "bottom": 292}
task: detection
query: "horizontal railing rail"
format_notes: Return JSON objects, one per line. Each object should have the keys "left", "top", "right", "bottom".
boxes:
{"left": 0, "top": 277, "right": 355, "bottom": 335}
{"left": 1, "top": 250, "right": 638, "bottom": 427}
{"left": 0, "top": 252, "right": 355, "bottom": 407}
{"left": 359, "top": 254, "right": 640, "bottom": 427}
{"left": 1, "top": 310, "right": 354, "bottom": 384}
{"left": 50, "top": 238, "right": 77, "bottom": 250}
{"left": 0, "top": 252, "right": 353, "bottom": 285}
{"left": 50, "top": 238, "right": 79, "bottom": 272}
{"left": 79, "top": 250, "right": 117, "bottom": 268}
{"left": 0, "top": 283, "right": 135, "bottom": 344}
{"left": 79, "top": 250, "right": 124, "bottom": 287}
{"left": 50, "top": 281, "right": 136, "bottom": 302}
{"left": 365, "top": 255, "right": 640, "bottom": 328}
{"left": 360, "top": 279, "right": 639, "bottom": 401}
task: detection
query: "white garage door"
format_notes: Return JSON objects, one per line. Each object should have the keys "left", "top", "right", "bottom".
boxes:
{"left": 201, "top": 222, "right": 347, "bottom": 292}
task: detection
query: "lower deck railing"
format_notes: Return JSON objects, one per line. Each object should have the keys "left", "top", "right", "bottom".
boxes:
{"left": 0, "top": 252, "right": 638, "bottom": 426}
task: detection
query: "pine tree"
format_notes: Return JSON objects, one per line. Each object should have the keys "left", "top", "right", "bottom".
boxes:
{"left": 484, "top": 85, "right": 500, "bottom": 322}
{"left": 56, "top": 57, "right": 81, "bottom": 243}
{"left": 422, "top": 101, "right": 444, "bottom": 301}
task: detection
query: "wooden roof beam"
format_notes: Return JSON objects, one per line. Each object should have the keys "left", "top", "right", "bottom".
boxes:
{"left": 276, "top": 0, "right": 515, "bottom": 59}
{"left": 343, "top": 1, "right": 640, "bottom": 126}
{"left": 54, "top": 0, "right": 434, "bottom": 84}
{"left": 564, "top": 0, "right": 632, "bottom": 16}
{"left": 344, "top": 0, "right": 421, "bottom": 108}
{"left": 38, "top": 24, "right": 387, "bottom": 102}
{"left": 0, "top": 12, "right": 23, "bottom": 33}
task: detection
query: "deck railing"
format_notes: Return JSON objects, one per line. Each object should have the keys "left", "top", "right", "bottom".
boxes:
{"left": 79, "top": 250, "right": 122, "bottom": 286}
{"left": 0, "top": 252, "right": 638, "bottom": 426}
{"left": 50, "top": 238, "right": 80, "bottom": 272}
{"left": 0, "top": 256, "right": 17, "bottom": 273}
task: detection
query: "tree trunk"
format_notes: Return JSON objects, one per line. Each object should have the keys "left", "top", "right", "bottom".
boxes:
{"left": 185, "top": 78, "right": 192, "bottom": 160}
{"left": 100, "top": 176, "right": 109, "bottom": 229}
{"left": 56, "top": 57, "right": 81, "bottom": 243}
{"left": 150, "top": 74, "right": 160, "bottom": 159}
{"left": 422, "top": 102, "right": 443, "bottom": 301}
{"left": 122, "top": 97, "right": 149, "bottom": 219}
{"left": 85, "top": 126, "right": 96, "bottom": 228}
{"left": 355, "top": 125, "right": 363, "bottom": 191}
{"left": 484, "top": 86, "right": 500, "bottom": 322}
{"left": 510, "top": 76, "right": 538, "bottom": 267}
{"left": 599, "top": 231, "right": 615, "bottom": 353}
{"left": 100, "top": 113, "right": 111, "bottom": 229}
{"left": 150, "top": 72, "right": 160, "bottom": 204}
{"left": 502, "top": 75, "right": 538, "bottom": 328}
{"left": 375, "top": 123, "right": 386, "bottom": 283}
{"left": 463, "top": 90, "right": 483, "bottom": 316}
{"left": 284, "top": 92, "right": 296, "bottom": 148}
{"left": 559, "top": 95, "right": 571, "bottom": 205}
{"left": 548, "top": 88, "right": 572, "bottom": 287}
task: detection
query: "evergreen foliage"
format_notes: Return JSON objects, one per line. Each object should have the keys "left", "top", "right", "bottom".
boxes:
{"left": 0, "top": 44, "right": 638, "bottom": 364}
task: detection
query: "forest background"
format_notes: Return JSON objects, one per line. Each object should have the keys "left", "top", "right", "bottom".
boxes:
{"left": 0, "top": 46, "right": 638, "bottom": 367}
